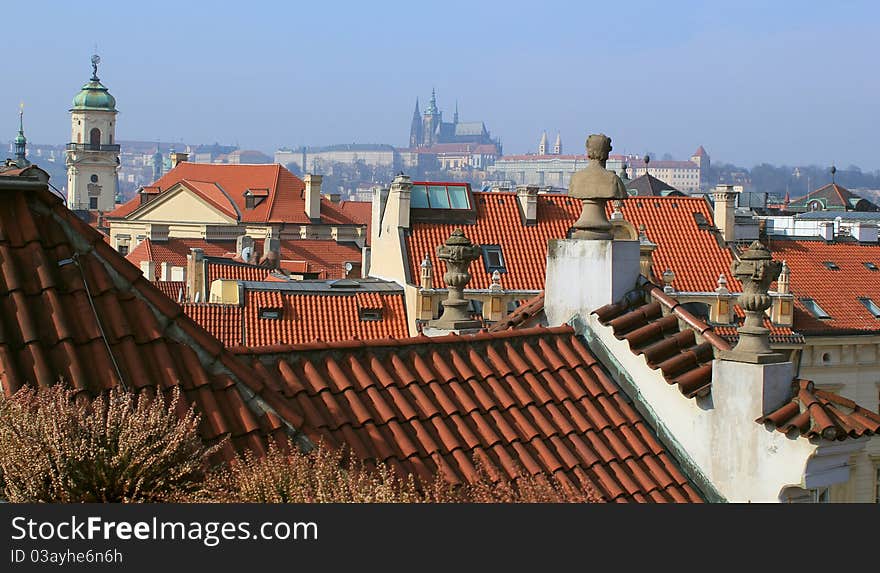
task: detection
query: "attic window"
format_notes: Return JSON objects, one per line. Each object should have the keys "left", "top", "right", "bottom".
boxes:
{"left": 481, "top": 245, "right": 506, "bottom": 273}
{"left": 259, "top": 308, "right": 282, "bottom": 320}
{"left": 244, "top": 189, "right": 269, "bottom": 210}
{"left": 410, "top": 183, "right": 471, "bottom": 209}
{"left": 822, "top": 261, "right": 840, "bottom": 271}
{"left": 358, "top": 308, "right": 382, "bottom": 321}
{"left": 858, "top": 297, "right": 880, "bottom": 318}
{"left": 800, "top": 298, "right": 831, "bottom": 319}
{"left": 692, "top": 212, "right": 709, "bottom": 229}
{"left": 864, "top": 262, "right": 878, "bottom": 271}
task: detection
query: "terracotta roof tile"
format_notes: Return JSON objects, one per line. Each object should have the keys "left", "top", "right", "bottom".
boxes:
{"left": 767, "top": 238, "right": 880, "bottom": 333}
{"left": 758, "top": 379, "right": 880, "bottom": 440}
{"left": 106, "top": 162, "right": 361, "bottom": 225}
{"left": 234, "top": 326, "right": 703, "bottom": 502}
{"left": 405, "top": 194, "right": 738, "bottom": 292}
{"left": 126, "top": 237, "right": 361, "bottom": 281}
{"left": 0, "top": 175, "right": 297, "bottom": 462}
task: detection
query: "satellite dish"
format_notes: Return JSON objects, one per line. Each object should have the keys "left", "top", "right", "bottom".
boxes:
{"left": 241, "top": 246, "right": 253, "bottom": 262}
{"left": 344, "top": 262, "right": 354, "bottom": 272}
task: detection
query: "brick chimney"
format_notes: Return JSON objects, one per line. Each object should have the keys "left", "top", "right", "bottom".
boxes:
{"left": 186, "top": 248, "right": 205, "bottom": 303}
{"left": 304, "top": 174, "right": 322, "bottom": 220}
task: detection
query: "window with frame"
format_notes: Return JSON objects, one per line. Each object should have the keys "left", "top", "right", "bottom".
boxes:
{"left": 358, "top": 308, "right": 382, "bottom": 322}
{"left": 117, "top": 244, "right": 129, "bottom": 256}
{"left": 259, "top": 308, "right": 282, "bottom": 320}
{"left": 481, "top": 245, "right": 506, "bottom": 273}
{"left": 800, "top": 298, "right": 831, "bottom": 319}
{"left": 89, "top": 197, "right": 98, "bottom": 210}
{"left": 858, "top": 297, "right": 880, "bottom": 318}
{"left": 410, "top": 183, "right": 470, "bottom": 210}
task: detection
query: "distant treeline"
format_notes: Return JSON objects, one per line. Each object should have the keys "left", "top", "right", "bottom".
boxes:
{"left": 709, "top": 163, "right": 880, "bottom": 197}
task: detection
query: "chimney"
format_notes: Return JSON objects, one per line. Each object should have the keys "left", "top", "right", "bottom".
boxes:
{"left": 417, "top": 254, "right": 435, "bottom": 322}
{"left": 170, "top": 151, "right": 189, "bottom": 168}
{"left": 818, "top": 221, "right": 834, "bottom": 241}
{"left": 186, "top": 248, "right": 205, "bottom": 304}
{"left": 516, "top": 185, "right": 538, "bottom": 224}
{"left": 713, "top": 185, "right": 738, "bottom": 243}
{"left": 139, "top": 260, "right": 155, "bottom": 280}
{"left": 770, "top": 261, "right": 794, "bottom": 327}
{"left": 236, "top": 235, "right": 255, "bottom": 263}
{"left": 852, "top": 222, "right": 878, "bottom": 243}
{"left": 484, "top": 270, "right": 506, "bottom": 323}
{"left": 638, "top": 224, "right": 657, "bottom": 280}
{"left": 304, "top": 174, "right": 322, "bottom": 220}
{"left": 389, "top": 173, "right": 412, "bottom": 230}
{"left": 160, "top": 261, "right": 171, "bottom": 281}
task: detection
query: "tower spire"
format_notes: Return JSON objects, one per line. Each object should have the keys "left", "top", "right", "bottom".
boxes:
{"left": 454, "top": 100, "right": 459, "bottom": 124}
{"left": 14, "top": 102, "right": 28, "bottom": 166}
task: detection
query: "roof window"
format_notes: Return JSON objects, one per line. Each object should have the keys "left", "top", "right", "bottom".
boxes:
{"left": 800, "top": 298, "right": 831, "bottom": 319}
{"left": 358, "top": 308, "right": 383, "bottom": 322}
{"left": 864, "top": 262, "right": 878, "bottom": 271}
{"left": 259, "top": 308, "right": 282, "bottom": 320}
{"left": 858, "top": 297, "right": 880, "bottom": 318}
{"left": 822, "top": 261, "right": 840, "bottom": 271}
{"left": 481, "top": 245, "right": 506, "bottom": 273}
{"left": 410, "top": 183, "right": 471, "bottom": 210}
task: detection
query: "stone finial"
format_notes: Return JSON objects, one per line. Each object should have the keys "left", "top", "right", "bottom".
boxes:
{"left": 720, "top": 241, "right": 785, "bottom": 363}
{"left": 776, "top": 260, "right": 790, "bottom": 294}
{"left": 420, "top": 253, "right": 433, "bottom": 290}
{"left": 662, "top": 268, "right": 675, "bottom": 293}
{"left": 716, "top": 273, "right": 729, "bottom": 294}
{"left": 568, "top": 133, "right": 627, "bottom": 240}
{"left": 490, "top": 270, "right": 502, "bottom": 292}
{"left": 430, "top": 229, "right": 482, "bottom": 330}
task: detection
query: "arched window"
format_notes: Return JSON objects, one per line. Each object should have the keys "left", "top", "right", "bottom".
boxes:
{"left": 89, "top": 128, "right": 101, "bottom": 148}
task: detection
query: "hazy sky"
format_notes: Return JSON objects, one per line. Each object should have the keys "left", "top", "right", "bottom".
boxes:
{"left": 2, "top": 1, "right": 878, "bottom": 169}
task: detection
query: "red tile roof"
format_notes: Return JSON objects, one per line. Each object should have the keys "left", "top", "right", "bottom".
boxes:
{"left": 335, "top": 200, "right": 372, "bottom": 245}
{"left": 714, "top": 306, "right": 805, "bottom": 345}
{"left": 488, "top": 293, "right": 546, "bottom": 332}
{"left": 788, "top": 182, "right": 878, "bottom": 211}
{"left": 758, "top": 379, "right": 880, "bottom": 440}
{"left": 152, "top": 280, "right": 185, "bottom": 302}
{"left": 183, "top": 288, "right": 409, "bottom": 347}
{"left": 594, "top": 285, "right": 731, "bottom": 399}
{"left": 768, "top": 238, "right": 880, "bottom": 334}
{"left": 405, "top": 193, "right": 739, "bottom": 292}
{"left": 205, "top": 260, "right": 272, "bottom": 285}
{"left": 0, "top": 175, "right": 297, "bottom": 462}
{"left": 234, "top": 326, "right": 704, "bottom": 502}
{"left": 126, "top": 237, "right": 361, "bottom": 281}
{"left": 105, "top": 162, "right": 362, "bottom": 225}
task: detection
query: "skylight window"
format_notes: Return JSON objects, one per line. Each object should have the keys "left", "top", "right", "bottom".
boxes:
{"left": 259, "top": 308, "right": 282, "bottom": 320}
{"left": 858, "top": 297, "right": 880, "bottom": 318}
{"left": 410, "top": 183, "right": 471, "bottom": 210}
{"left": 822, "top": 261, "right": 840, "bottom": 271}
{"left": 864, "top": 262, "right": 878, "bottom": 271}
{"left": 481, "top": 245, "right": 506, "bottom": 273}
{"left": 358, "top": 308, "right": 383, "bottom": 322}
{"left": 800, "top": 298, "right": 831, "bottom": 319}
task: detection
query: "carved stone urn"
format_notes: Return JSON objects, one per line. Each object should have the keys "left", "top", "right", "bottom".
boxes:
{"left": 431, "top": 228, "right": 482, "bottom": 330}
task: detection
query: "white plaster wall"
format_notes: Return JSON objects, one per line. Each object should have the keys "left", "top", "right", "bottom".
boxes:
{"left": 588, "top": 314, "right": 819, "bottom": 502}
{"left": 545, "top": 239, "right": 640, "bottom": 326}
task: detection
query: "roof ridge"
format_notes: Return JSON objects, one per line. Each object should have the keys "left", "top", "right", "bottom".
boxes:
{"left": 233, "top": 323, "right": 574, "bottom": 355}
{"left": 265, "top": 163, "right": 282, "bottom": 222}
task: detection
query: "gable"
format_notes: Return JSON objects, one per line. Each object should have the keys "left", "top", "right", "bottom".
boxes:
{"left": 129, "top": 183, "right": 238, "bottom": 224}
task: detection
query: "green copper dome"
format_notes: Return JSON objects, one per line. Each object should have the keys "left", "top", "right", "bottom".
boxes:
{"left": 71, "top": 79, "right": 117, "bottom": 111}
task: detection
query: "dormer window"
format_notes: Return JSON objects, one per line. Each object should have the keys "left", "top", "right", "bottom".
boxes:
{"left": 481, "top": 245, "right": 506, "bottom": 273}
{"left": 244, "top": 188, "right": 269, "bottom": 210}
{"left": 864, "top": 262, "right": 878, "bottom": 271}
{"left": 800, "top": 298, "right": 831, "bottom": 319}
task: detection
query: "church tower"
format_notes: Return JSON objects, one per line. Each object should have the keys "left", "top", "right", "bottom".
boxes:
{"left": 538, "top": 131, "right": 547, "bottom": 155}
{"left": 409, "top": 98, "right": 423, "bottom": 148}
{"left": 553, "top": 132, "right": 562, "bottom": 155}
{"left": 13, "top": 104, "right": 29, "bottom": 167}
{"left": 65, "top": 54, "right": 119, "bottom": 212}
{"left": 422, "top": 89, "right": 441, "bottom": 147}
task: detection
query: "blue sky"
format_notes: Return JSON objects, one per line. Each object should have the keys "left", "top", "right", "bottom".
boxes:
{"left": 2, "top": 0, "right": 878, "bottom": 169}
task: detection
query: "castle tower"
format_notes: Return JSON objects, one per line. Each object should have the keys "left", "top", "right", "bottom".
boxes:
{"left": 13, "top": 104, "right": 29, "bottom": 167}
{"left": 409, "top": 98, "right": 423, "bottom": 148}
{"left": 423, "top": 88, "right": 440, "bottom": 147}
{"left": 65, "top": 54, "right": 119, "bottom": 212}
{"left": 152, "top": 145, "right": 163, "bottom": 182}
{"left": 553, "top": 132, "right": 562, "bottom": 155}
{"left": 539, "top": 131, "right": 548, "bottom": 155}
